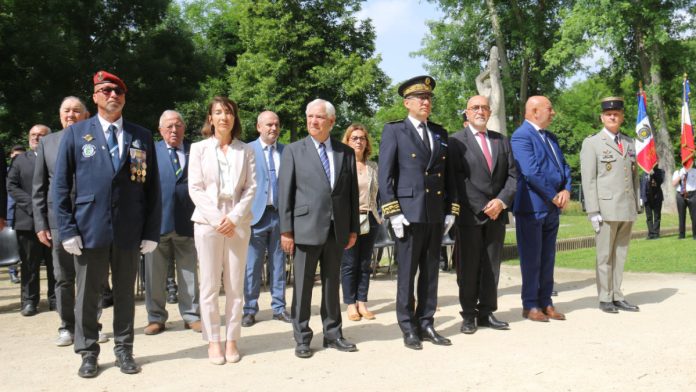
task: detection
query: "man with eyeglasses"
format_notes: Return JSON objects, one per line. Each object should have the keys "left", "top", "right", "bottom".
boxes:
{"left": 448, "top": 95, "right": 517, "bottom": 334}
{"left": 378, "top": 75, "right": 458, "bottom": 350}
{"left": 142, "top": 110, "right": 201, "bottom": 336}
{"left": 510, "top": 96, "right": 571, "bottom": 323}
{"left": 53, "top": 70, "right": 161, "bottom": 378}
{"left": 243, "top": 111, "right": 291, "bottom": 328}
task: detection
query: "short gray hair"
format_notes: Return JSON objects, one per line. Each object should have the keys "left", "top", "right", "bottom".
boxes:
{"left": 59, "top": 96, "right": 87, "bottom": 112}
{"left": 159, "top": 110, "right": 185, "bottom": 128}
{"left": 305, "top": 99, "right": 336, "bottom": 118}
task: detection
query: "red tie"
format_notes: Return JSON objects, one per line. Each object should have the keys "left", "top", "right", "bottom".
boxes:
{"left": 615, "top": 135, "right": 623, "bottom": 154}
{"left": 477, "top": 131, "right": 493, "bottom": 172}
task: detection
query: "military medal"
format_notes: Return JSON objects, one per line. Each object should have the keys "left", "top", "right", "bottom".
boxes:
{"left": 129, "top": 147, "right": 147, "bottom": 183}
{"left": 606, "top": 163, "right": 612, "bottom": 171}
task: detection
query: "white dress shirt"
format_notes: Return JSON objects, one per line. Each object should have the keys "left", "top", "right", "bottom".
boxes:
{"left": 96, "top": 115, "right": 124, "bottom": 158}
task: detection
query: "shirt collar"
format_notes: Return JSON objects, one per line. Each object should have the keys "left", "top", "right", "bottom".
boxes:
{"left": 602, "top": 127, "right": 620, "bottom": 140}
{"left": 468, "top": 125, "right": 487, "bottom": 136}
{"left": 310, "top": 135, "right": 332, "bottom": 150}
{"left": 525, "top": 119, "right": 542, "bottom": 132}
{"left": 259, "top": 138, "right": 277, "bottom": 150}
{"left": 97, "top": 114, "right": 123, "bottom": 134}
{"left": 408, "top": 115, "right": 426, "bottom": 130}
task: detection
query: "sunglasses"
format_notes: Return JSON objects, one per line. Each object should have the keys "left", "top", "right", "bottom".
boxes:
{"left": 95, "top": 86, "right": 125, "bottom": 96}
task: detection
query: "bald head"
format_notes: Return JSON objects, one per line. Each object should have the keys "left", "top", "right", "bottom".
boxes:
{"left": 257, "top": 111, "right": 281, "bottom": 145}
{"left": 524, "top": 96, "right": 555, "bottom": 129}
{"left": 465, "top": 95, "right": 491, "bottom": 131}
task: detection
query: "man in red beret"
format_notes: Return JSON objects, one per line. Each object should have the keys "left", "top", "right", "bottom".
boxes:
{"left": 53, "top": 70, "right": 161, "bottom": 378}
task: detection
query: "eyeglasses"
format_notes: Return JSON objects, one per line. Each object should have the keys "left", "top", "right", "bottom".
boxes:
{"left": 407, "top": 94, "right": 433, "bottom": 103}
{"left": 350, "top": 136, "right": 367, "bottom": 142}
{"left": 467, "top": 105, "right": 491, "bottom": 113}
{"left": 95, "top": 86, "right": 125, "bottom": 96}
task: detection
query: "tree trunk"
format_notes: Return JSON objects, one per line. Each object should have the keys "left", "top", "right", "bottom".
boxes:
{"left": 518, "top": 57, "right": 529, "bottom": 124}
{"left": 636, "top": 28, "right": 676, "bottom": 212}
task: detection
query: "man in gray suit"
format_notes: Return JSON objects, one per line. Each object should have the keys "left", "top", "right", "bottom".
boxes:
{"left": 32, "top": 96, "right": 89, "bottom": 344}
{"left": 278, "top": 99, "right": 359, "bottom": 359}
{"left": 580, "top": 97, "right": 641, "bottom": 314}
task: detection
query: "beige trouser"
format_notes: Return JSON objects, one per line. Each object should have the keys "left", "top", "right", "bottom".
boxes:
{"left": 194, "top": 222, "right": 250, "bottom": 342}
{"left": 595, "top": 221, "right": 633, "bottom": 302}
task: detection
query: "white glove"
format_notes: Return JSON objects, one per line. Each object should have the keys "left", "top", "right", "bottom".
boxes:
{"left": 443, "top": 214, "right": 455, "bottom": 236}
{"left": 588, "top": 212, "right": 603, "bottom": 233}
{"left": 62, "top": 236, "right": 83, "bottom": 256}
{"left": 389, "top": 214, "right": 410, "bottom": 239}
{"left": 140, "top": 240, "right": 158, "bottom": 254}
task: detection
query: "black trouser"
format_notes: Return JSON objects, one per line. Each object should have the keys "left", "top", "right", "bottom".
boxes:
{"left": 16, "top": 230, "right": 54, "bottom": 307}
{"left": 644, "top": 201, "right": 662, "bottom": 238}
{"left": 291, "top": 227, "right": 343, "bottom": 345}
{"left": 394, "top": 222, "right": 442, "bottom": 334}
{"left": 676, "top": 192, "right": 696, "bottom": 238}
{"left": 455, "top": 221, "right": 506, "bottom": 318}
{"left": 74, "top": 245, "right": 139, "bottom": 357}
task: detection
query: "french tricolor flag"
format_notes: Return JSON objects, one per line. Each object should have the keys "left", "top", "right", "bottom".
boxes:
{"left": 635, "top": 88, "right": 657, "bottom": 173}
{"left": 681, "top": 78, "right": 695, "bottom": 170}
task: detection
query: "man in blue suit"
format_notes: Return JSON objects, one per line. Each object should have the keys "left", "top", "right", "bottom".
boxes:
{"left": 143, "top": 110, "right": 200, "bottom": 336}
{"left": 242, "top": 111, "right": 290, "bottom": 327}
{"left": 510, "top": 96, "right": 571, "bottom": 323}
{"left": 53, "top": 71, "right": 161, "bottom": 378}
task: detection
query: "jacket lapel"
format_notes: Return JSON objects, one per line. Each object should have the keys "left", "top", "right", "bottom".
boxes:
{"left": 404, "top": 120, "right": 428, "bottom": 157}
{"left": 600, "top": 132, "right": 622, "bottom": 155}
{"left": 304, "top": 136, "right": 331, "bottom": 190}
{"left": 463, "top": 126, "right": 491, "bottom": 175}
{"left": 118, "top": 126, "right": 133, "bottom": 175}
{"left": 489, "top": 131, "right": 500, "bottom": 172}
{"left": 332, "top": 138, "right": 344, "bottom": 192}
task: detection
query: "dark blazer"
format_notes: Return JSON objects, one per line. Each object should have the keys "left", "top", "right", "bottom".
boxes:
{"left": 32, "top": 130, "right": 66, "bottom": 231}
{"left": 155, "top": 140, "right": 194, "bottom": 237}
{"left": 0, "top": 147, "right": 7, "bottom": 221}
{"left": 250, "top": 138, "right": 284, "bottom": 226}
{"left": 640, "top": 167, "right": 664, "bottom": 205}
{"left": 510, "top": 120, "right": 571, "bottom": 216}
{"left": 7, "top": 150, "right": 37, "bottom": 231}
{"left": 378, "top": 118, "right": 457, "bottom": 223}
{"left": 448, "top": 127, "right": 517, "bottom": 226}
{"left": 52, "top": 116, "right": 161, "bottom": 249}
{"left": 278, "top": 136, "right": 359, "bottom": 247}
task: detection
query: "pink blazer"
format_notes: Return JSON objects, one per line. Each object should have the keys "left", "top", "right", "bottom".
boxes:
{"left": 188, "top": 137, "right": 257, "bottom": 228}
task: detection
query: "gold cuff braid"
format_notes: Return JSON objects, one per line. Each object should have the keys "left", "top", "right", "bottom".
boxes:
{"left": 381, "top": 201, "right": 401, "bottom": 217}
{"left": 451, "top": 203, "right": 460, "bottom": 216}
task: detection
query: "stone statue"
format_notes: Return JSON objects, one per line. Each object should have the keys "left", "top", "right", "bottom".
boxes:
{"left": 475, "top": 46, "right": 506, "bottom": 135}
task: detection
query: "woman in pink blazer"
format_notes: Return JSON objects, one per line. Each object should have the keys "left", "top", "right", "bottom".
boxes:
{"left": 188, "top": 96, "right": 256, "bottom": 364}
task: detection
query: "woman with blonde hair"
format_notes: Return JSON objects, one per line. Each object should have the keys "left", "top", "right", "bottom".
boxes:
{"left": 340, "top": 123, "right": 381, "bottom": 321}
{"left": 188, "top": 96, "right": 256, "bottom": 364}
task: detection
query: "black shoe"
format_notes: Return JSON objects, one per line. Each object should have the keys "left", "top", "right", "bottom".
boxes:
{"left": 477, "top": 313, "right": 509, "bottom": 330}
{"left": 460, "top": 316, "right": 477, "bottom": 334}
{"left": 241, "top": 313, "right": 256, "bottom": 327}
{"left": 678, "top": 234, "right": 685, "bottom": 239}
{"left": 403, "top": 332, "right": 422, "bottom": 350}
{"left": 78, "top": 355, "right": 99, "bottom": 378}
{"left": 419, "top": 326, "right": 452, "bottom": 346}
{"left": 20, "top": 304, "right": 37, "bottom": 317}
{"left": 613, "top": 300, "right": 640, "bottom": 312}
{"left": 166, "top": 292, "right": 178, "bottom": 304}
{"left": 322, "top": 337, "right": 357, "bottom": 352}
{"left": 115, "top": 352, "right": 141, "bottom": 374}
{"left": 48, "top": 299, "right": 57, "bottom": 311}
{"left": 295, "top": 344, "right": 313, "bottom": 358}
{"left": 9, "top": 271, "right": 20, "bottom": 284}
{"left": 272, "top": 311, "right": 292, "bottom": 323}
{"left": 599, "top": 301, "right": 619, "bottom": 313}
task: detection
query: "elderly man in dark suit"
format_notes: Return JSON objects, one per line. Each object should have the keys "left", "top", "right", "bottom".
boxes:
{"left": 32, "top": 96, "right": 90, "bottom": 346}
{"left": 143, "top": 110, "right": 200, "bottom": 335}
{"left": 8, "top": 124, "right": 53, "bottom": 317}
{"left": 378, "top": 75, "right": 458, "bottom": 350}
{"left": 511, "top": 96, "right": 571, "bottom": 323}
{"left": 448, "top": 95, "right": 517, "bottom": 334}
{"left": 53, "top": 71, "right": 161, "bottom": 378}
{"left": 278, "top": 98, "right": 359, "bottom": 359}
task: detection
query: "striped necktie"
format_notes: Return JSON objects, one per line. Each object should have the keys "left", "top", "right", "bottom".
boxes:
{"left": 319, "top": 142, "right": 331, "bottom": 183}
{"left": 169, "top": 147, "right": 182, "bottom": 179}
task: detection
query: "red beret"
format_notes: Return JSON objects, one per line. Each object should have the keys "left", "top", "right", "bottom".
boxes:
{"left": 93, "top": 70, "right": 127, "bottom": 92}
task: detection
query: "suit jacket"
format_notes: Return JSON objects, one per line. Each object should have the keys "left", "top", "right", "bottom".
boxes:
{"left": 188, "top": 137, "right": 256, "bottom": 228}
{"left": 448, "top": 127, "right": 517, "bottom": 226}
{"left": 278, "top": 136, "right": 359, "bottom": 247}
{"left": 249, "top": 138, "right": 284, "bottom": 226}
{"left": 52, "top": 116, "right": 161, "bottom": 249}
{"left": 155, "top": 140, "right": 195, "bottom": 237}
{"left": 640, "top": 167, "right": 664, "bottom": 205}
{"left": 510, "top": 120, "right": 572, "bottom": 215}
{"left": 580, "top": 129, "right": 640, "bottom": 221}
{"left": 32, "top": 130, "right": 66, "bottom": 231}
{"left": 0, "top": 147, "right": 7, "bottom": 220}
{"left": 7, "top": 150, "right": 37, "bottom": 231}
{"left": 378, "top": 119, "right": 457, "bottom": 223}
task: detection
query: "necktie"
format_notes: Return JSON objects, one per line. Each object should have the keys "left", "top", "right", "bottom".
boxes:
{"left": 614, "top": 135, "right": 624, "bottom": 154}
{"left": 267, "top": 145, "right": 278, "bottom": 207}
{"left": 477, "top": 131, "right": 493, "bottom": 172}
{"left": 319, "top": 142, "right": 331, "bottom": 184}
{"left": 541, "top": 130, "right": 561, "bottom": 168}
{"left": 169, "top": 147, "right": 182, "bottom": 179}
{"left": 107, "top": 124, "right": 120, "bottom": 171}
{"left": 418, "top": 122, "right": 431, "bottom": 154}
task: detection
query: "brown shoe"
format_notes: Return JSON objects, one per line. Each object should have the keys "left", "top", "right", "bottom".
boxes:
{"left": 522, "top": 307, "right": 549, "bottom": 322}
{"left": 144, "top": 322, "right": 165, "bottom": 335}
{"left": 185, "top": 320, "right": 202, "bottom": 333}
{"left": 543, "top": 305, "right": 566, "bottom": 320}
{"left": 347, "top": 304, "right": 361, "bottom": 321}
